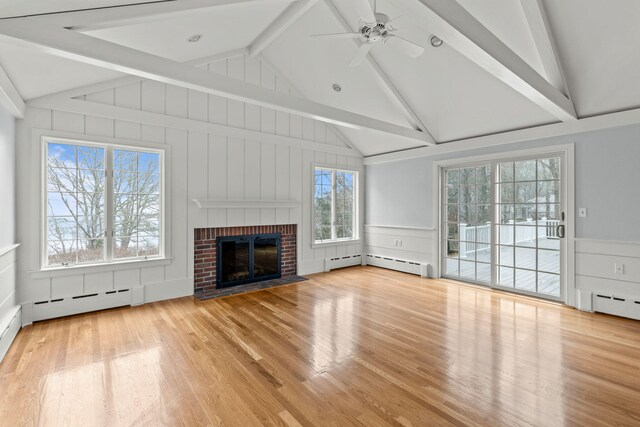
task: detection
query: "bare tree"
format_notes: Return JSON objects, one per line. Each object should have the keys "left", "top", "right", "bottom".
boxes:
{"left": 47, "top": 145, "right": 160, "bottom": 264}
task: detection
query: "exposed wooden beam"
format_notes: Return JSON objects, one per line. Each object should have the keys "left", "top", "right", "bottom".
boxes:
{"left": 0, "top": 19, "right": 429, "bottom": 143}
{"left": 25, "top": 0, "right": 293, "bottom": 32}
{"left": 520, "top": 0, "right": 572, "bottom": 98}
{"left": 324, "top": 0, "right": 434, "bottom": 141}
{"left": 363, "top": 107, "right": 640, "bottom": 165}
{"left": 392, "top": 0, "right": 577, "bottom": 122}
{"left": 0, "top": 64, "right": 25, "bottom": 118}
{"left": 248, "top": 0, "right": 319, "bottom": 57}
{"left": 29, "top": 96, "right": 360, "bottom": 157}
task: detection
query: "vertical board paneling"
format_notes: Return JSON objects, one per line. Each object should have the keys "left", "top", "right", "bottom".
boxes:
{"left": 209, "top": 135, "right": 228, "bottom": 227}
{"left": 165, "top": 128, "right": 187, "bottom": 282}
{"left": 260, "top": 143, "right": 276, "bottom": 224}
{"left": 244, "top": 140, "right": 261, "bottom": 225}
{"left": 226, "top": 139, "right": 245, "bottom": 225}
{"left": 17, "top": 54, "right": 363, "bottom": 312}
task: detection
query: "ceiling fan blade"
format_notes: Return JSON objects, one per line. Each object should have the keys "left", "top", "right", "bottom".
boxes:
{"left": 349, "top": 43, "right": 373, "bottom": 68}
{"left": 387, "top": 35, "right": 425, "bottom": 58}
{"left": 354, "top": 0, "right": 376, "bottom": 23}
{"left": 310, "top": 32, "right": 361, "bottom": 40}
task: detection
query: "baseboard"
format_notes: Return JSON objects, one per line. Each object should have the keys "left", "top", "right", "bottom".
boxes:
{"left": 365, "top": 254, "right": 429, "bottom": 277}
{"left": 0, "top": 307, "right": 21, "bottom": 363}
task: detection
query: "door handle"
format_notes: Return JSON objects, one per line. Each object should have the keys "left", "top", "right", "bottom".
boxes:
{"left": 556, "top": 224, "right": 566, "bottom": 238}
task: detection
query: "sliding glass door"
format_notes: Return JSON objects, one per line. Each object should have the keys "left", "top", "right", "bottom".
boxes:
{"left": 441, "top": 154, "right": 566, "bottom": 301}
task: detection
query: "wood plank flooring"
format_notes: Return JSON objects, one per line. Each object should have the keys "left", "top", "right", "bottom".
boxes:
{"left": 1, "top": 266, "right": 640, "bottom": 426}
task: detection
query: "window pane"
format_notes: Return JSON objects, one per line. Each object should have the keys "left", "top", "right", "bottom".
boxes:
{"left": 114, "top": 150, "right": 138, "bottom": 171}
{"left": 314, "top": 168, "right": 356, "bottom": 242}
{"left": 48, "top": 240, "right": 77, "bottom": 265}
{"left": 537, "top": 158, "right": 560, "bottom": 181}
{"left": 499, "top": 163, "right": 514, "bottom": 183}
{"left": 46, "top": 142, "right": 105, "bottom": 267}
{"left": 515, "top": 160, "right": 536, "bottom": 181}
{"left": 114, "top": 237, "right": 137, "bottom": 258}
{"left": 78, "top": 146, "right": 104, "bottom": 170}
{"left": 515, "top": 182, "right": 536, "bottom": 203}
{"left": 78, "top": 239, "right": 104, "bottom": 263}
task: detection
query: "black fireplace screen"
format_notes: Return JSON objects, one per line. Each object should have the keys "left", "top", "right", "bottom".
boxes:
{"left": 217, "top": 233, "right": 281, "bottom": 288}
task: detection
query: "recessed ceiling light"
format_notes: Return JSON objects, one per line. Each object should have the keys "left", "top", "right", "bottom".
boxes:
{"left": 332, "top": 83, "right": 342, "bottom": 92}
{"left": 188, "top": 34, "right": 202, "bottom": 43}
{"left": 429, "top": 35, "right": 443, "bottom": 48}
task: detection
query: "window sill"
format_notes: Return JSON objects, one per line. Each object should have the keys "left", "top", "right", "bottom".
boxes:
{"left": 311, "top": 239, "right": 360, "bottom": 249}
{"left": 30, "top": 257, "right": 173, "bottom": 279}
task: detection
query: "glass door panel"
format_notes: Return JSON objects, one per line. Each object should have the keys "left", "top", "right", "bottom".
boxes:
{"left": 442, "top": 165, "right": 491, "bottom": 284}
{"left": 494, "top": 157, "right": 562, "bottom": 298}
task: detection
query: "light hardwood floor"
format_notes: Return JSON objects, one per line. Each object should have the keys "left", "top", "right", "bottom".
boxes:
{"left": 2, "top": 266, "right": 640, "bottom": 426}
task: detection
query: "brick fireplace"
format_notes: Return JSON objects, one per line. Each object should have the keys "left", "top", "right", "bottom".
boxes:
{"left": 194, "top": 225, "right": 297, "bottom": 294}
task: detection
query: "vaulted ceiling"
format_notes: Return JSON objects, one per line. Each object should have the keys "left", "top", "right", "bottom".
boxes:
{"left": 0, "top": 0, "right": 639, "bottom": 156}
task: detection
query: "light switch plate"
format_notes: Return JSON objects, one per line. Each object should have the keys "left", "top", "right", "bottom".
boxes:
{"left": 578, "top": 208, "right": 587, "bottom": 217}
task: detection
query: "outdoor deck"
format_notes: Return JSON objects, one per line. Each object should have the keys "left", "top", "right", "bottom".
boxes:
{"left": 446, "top": 238, "right": 560, "bottom": 297}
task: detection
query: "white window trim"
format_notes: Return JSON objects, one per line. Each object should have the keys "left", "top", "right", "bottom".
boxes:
{"left": 38, "top": 133, "right": 172, "bottom": 273}
{"left": 311, "top": 164, "right": 360, "bottom": 247}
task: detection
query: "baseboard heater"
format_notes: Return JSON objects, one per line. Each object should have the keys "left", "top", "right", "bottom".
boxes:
{"left": 325, "top": 254, "right": 362, "bottom": 271}
{"left": 366, "top": 254, "right": 428, "bottom": 277}
{"left": 593, "top": 292, "right": 640, "bottom": 321}
{"left": 31, "top": 289, "right": 133, "bottom": 322}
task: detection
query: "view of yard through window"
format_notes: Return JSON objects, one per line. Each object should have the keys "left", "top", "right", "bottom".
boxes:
{"left": 314, "top": 168, "right": 356, "bottom": 243}
{"left": 46, "top": 140, "right": 162, "bottom": 266}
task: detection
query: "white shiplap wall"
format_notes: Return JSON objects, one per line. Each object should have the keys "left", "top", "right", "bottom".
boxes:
{"left": 16, "top": 55, "right": 363, "bottom": 322}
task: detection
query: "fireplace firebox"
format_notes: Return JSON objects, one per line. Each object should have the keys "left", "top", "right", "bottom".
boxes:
{"left": 217, "top": 233, "right": 281, "bottom": 288}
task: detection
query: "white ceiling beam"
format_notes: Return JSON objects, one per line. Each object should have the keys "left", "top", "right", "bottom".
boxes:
{"left": 324, "top": 0, "right": 434, "bottom": 141}
{"left": 0, "top": 64, "right": 25, "bottom": 118}
{"left": 520, "top": 0, "right": 572, "bottom": 98}
{"left": 25, "top": 0, "right": 293, "bottom": 32}
{"left": 363, "top": 107, "right": 640, "bottom": 165}
{"left": 29, "top": 48, "right": 249, "bottom": 104}
{"left": 0, "top": 19, "right": 429, "bottom": 143}
{"left": 249, "top": 0, "right": 319, "bottom": 57}
{"left": 393, "top": 0, "right": 577, "bottom": 122}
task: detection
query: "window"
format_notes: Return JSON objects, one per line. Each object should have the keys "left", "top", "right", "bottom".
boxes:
{"left": 45, "top": 138, "right": 163, "bottom": 267}
{"left": 313, "top": 167, "right": 357, "bottom": 244}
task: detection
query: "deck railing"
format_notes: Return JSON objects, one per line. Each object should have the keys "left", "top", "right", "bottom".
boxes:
{"left": 458, "top": 220, "right": 560, "bottom": 257}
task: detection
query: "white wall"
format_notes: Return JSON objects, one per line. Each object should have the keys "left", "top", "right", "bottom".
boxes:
{"left": 0, "top": 104, "right": 20, "bottom": 362}
{"left": 367, "top": 124, "right": 640, "bottom": 240}
{"left": 0, "top": 104, "right": 15, "bottom": 247}
{"left": 365, "top": 123, "right": 640, "bottom": 316}
{"left": 16, "top": 55, "right": 363, "bottom": 321}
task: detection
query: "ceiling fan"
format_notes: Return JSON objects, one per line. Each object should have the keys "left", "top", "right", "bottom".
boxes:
{"left": 310, "top": 0, "right": 425, "bottom": 67}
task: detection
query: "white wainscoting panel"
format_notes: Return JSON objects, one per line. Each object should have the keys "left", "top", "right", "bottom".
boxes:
{"left": 575, "top": 239, "right": 640, "bottom": 319}
{"left": 363, "top": 225, "right": 432, "bottom": 277}
{"left": 0, "top": 244, "right": 20, "bottom": 363}
{"left": 17, "top": 54, "right": 363, "bottom": 322}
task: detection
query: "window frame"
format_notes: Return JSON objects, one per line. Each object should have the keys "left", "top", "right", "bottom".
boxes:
{"left": 312, "top": 165, "right": 359, "bottom": 246}
{"left": 41, "top": 136, "right": 167, "bottom": 270}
